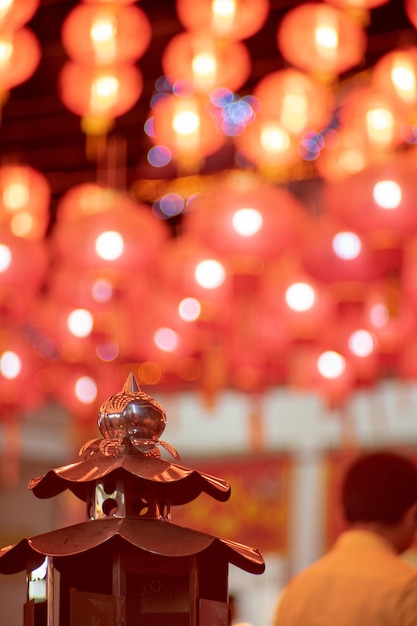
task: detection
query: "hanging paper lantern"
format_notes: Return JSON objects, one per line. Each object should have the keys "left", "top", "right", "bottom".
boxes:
{"left": 253, "top": 68, "right": 335, "bottom": 135}
{"left": 0, "top": 226, "right": 49, "bottom": 319}
{"left": 337, "top": 85, "right": 405, "bottom": 154}
{"left": 183, "top": 182, "right": 309, "bottom": 261}
{"left": 300, "top": 217, "right": 385, "bottom": 287}
{"left": 55, "top": 182, "right": 137, "bottom": 222}
{"left": 315, "top": 127, "right": 371, "bottom": 181}
{"left": 149, "top": 92, "right": 226, "bottom": 164}
{"left": 372, "top": 46, "right": 417, "bottom": 118}
{"left": 61, "top": 3, "right": 151, "bottom": 67}
{"left": 234, "top": 112, "right": 300, "bottom": 171}
{"left": 259, "top": 258, "right": 337, "bottom": 340}
{"left": 0, "top": 27, "right": 41, "bottom": 95}
{"left": 290, "top": 344, "right": 356, "bottom": 408}
{"left": 0, "top": 0, "right": 39, "bottom": 29}
{"left": 0, "top": 163, "right": 50, "bottom": 239}
{"left": 162, "top": 32, "right": 251, "bottom": 94}
{"left": 58, "top": 61, "right": 143, "bottom": 136}
{"left": 321, "top": 153, "right": 417, "bottom": 245}
{"left": 277, "top": 3, "right": 367, "bottom": 80}
{"left": 175, "top": 0, "right": 269, "bottom": 41}
{"left": 0, "top": 327, "right": 46, "bottom": 413}
{"left": 52, "top": 200, "right": 169, "bottom": 273}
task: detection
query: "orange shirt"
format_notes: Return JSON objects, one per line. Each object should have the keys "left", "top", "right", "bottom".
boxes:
{"left": 274, "top": 530, "right": 417, "bottom": 626}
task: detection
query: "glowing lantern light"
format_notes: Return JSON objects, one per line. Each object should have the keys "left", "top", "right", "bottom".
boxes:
{"left": 61, "top": 3, "right": 151, "bottom": 67}
{"left": 0, "top": 164, "right": 50, "bottom": 239}
{"left": 162, "top": 32, "right": 251, "bottom": 93}
{"left": 300, "top": 217, "right": 384, "bottom": 288}
{"left": 178, "top": 297, "right": 201, "bottom": 321}
{"left": 0, "top": 0, "right": 38, "bottom": 29}
{"left": 0, "top": 350, "right": 21, "bottom": 379}
{"left": 58, "top": 61, "right": 143, "bottom": 136}
{"left": 317, "top": 350, "right": 346, "bottom": 379}
{"left": 183, "top": 182, "right": 309, "bottom": 261}
{"left": 234, "top": 114, "right": 300, "bottom": 171}
{"left": 153, "top": 327, "right": 180, "bottom": 352}
{"left": 315, "top": 128, "right": 370, "bottom": 181}
{"left": 0, "top": 226, "right": 48, "bottom": 318}
{"left": 67, "top": 308, "right": 94, "bottom": 338}
{"left": 253, "top": 68, "right": 335, "bottom": 135}
{"left": 338, "top": 85, "right": 403, "bottom": 153}
{"left": 194, "top": 259, "right": 226, "bottom": 289}
{"left": 52, "top": 198, "right": 169, "bottom": 273}
{"left": 75, "top": 375, "right": 97, "bottom": 404}
{"left": 55, "top": 182, "right": 130, "bottom": 221}
{"left": 260, "top": 260, "right": 336, "bottom": 339}
{"left": 0, "top": 27, "right": 40, "bottom": 96}
{"left": 405, "top": 0, "right": 417, "bottom": 32}
{"left": 175, "top": 0, "right": 269, "bottom": 41}
{"left": 277, "top": 3, "right": 367, "bottom": 79}
{"left": 373, "top": 46, "right": 417, "bottom": 114}
{"left": 150, "top": 92, "right": 225, "bottom": 165}
{"left": 325, "top": 0, "right": 388, "bottom": 8}
{"left": 322, "top": 154, "right": 417, "bottom": 243}
{"left": 348, "top": 329, "right": 375, "bottom": 358}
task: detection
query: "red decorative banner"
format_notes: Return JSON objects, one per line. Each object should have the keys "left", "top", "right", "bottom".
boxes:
{"left": 171, "top": 454, "right": 291, "bottom": 555}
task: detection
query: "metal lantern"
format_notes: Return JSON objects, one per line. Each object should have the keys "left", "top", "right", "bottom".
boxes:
{"left": 0, "top": 372, "right": 264, "bottom": 625}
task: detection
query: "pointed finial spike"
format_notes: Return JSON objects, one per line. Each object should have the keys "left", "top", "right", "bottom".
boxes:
{"left": 123, "top": 372, "right": 140, "bottom": 394}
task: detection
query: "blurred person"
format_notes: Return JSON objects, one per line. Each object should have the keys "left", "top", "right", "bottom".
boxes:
{"left": 273, "top": 450, "right": 417, "bottom": 626}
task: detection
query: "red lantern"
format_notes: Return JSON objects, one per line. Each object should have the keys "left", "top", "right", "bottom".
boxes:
{"left": 253, "top": 68, "right": 335, "bottom": 135}
{"left": 175, "top": 0, "right": 269, "bottom": 41}
{"left": 315, "top": 127, "right": 371, "bottom": 181}
{"left": 61, "top": 3, "right": 151, "bottom": 67}
{"left": 372, "top": 46, "right": 417, "bottom": 117}
{"left": 55, "top": 182, "right": 137, "bottom": 222}
{"left": 52, "top": 199, "right": 169, "bottom": 273}
{"left": 300, "top": 217, "right": 386, "bottom": 287}
{"left": 0, "top": 27, "right": 41, "bottom": 93}
{"left": 183, "top": 182, "right": 309, "bottom": 261}
{"left": 337, "top": 85, "right": 405, "bottom": 154}
{"left": 321, "top": 153, "right": 417, "bottom": 244}
{"left": 0, "top": 0, "right": 39, "bottom": 29}
{"left": 58, "top": 61, "right": 143, "bottom": 135}
{"left": 0, "top": 163, "right": 50, "bottom": 240}
{"left": 259, "top": 258, "right": 337, "bottom": 340}
{"left": 149, "top": 92, "right": 225, "bottom": 163}
{"left": 277, "top": 3, "right": 367, "bottom": 79}
{"left": 234, "top": 112, "right": 300, "bottom": 171}
{"left": 0, "top": 226, "right": 48, "bottom": 319}
{"left": 162, "top": 32, "right": 251, "bottom": 93}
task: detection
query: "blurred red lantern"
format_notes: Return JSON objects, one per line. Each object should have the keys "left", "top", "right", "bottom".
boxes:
{"left": 0, "top": 27, "right": 41, "bottom": 94}
{"left": 58, "top": 61, "right": 143, "bottom": 135}
{"left": 324, "top": 0, "right": 389, "bottom": 8}
{"left": 253, "top": 68, "right": 335, "bottom": 135}
{"left": 0, "top": 163, "right": 50, "bottom": 239}
{"left": 155, "top": 233, "right": 233, "bottom": 307}
{"left": 277, "top": 3, "right": 366, "bottom": 80}
{"left": 61, "top": 3, "right": 151, "bottom": 67}
{"left": 0, "top": 327, "right": 46, "bottom": 413}
{"left": 337, "top": 85, "right": 405, "bottom": 154}
{"left": 372, "top": 46, "right": 417, "bottom": 117}
{"left": 183, "top": 182, "right": 309, "bottom": 261}
{"left": 175, "top": 0, "right": 269, "bottom": 41}
{"left": 290, "top": 344, "right": 355, "bottom": 408}
{"left": 300, "top": 217, "right": 386, "bottom": 286}
{"left": 150, "top": 92, "right": 225, "bottom": 165}
{"left": 259, "top": 258, "right": 337, "bottom": 339}
{"left": 0, "top": 226, "right": 48, "bottom": 318}
{"left": 55, "top": 182, "right": 137, "bottom": 222}
{"left": 405, "top": 0, "right": 417, "bottom": 30}
{"left": 315, "top": 127, "right": 371, "bottom": 181}
{"left": 0, "top": 0, "right": 39, "bottom": 29}
{"left": 162, "top": 32, "right": 251, "bottom": 93}
{"left": 234, "top": 112, "right": 300, "bottom": 171}
{"left": 321, "top": 153, "right": 417, "bottom": 244}
{"left": 52, "top": 200, "right": 169, "bottom": 273}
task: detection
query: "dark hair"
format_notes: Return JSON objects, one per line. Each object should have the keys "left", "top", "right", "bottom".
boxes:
{"left": 342, "top": 451, "right": 417, "bottom": 525}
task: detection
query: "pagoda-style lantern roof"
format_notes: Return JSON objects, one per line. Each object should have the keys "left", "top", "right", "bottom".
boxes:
{"left": 0, "top": 373, "right": 264, "bottom": 626}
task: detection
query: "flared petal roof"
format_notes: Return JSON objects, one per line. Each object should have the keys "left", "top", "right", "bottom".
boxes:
{"left": 0, "top": 518, "right": 265, "bottom": 575}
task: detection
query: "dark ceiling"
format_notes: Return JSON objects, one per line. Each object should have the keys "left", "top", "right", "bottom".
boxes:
{"left": 0, "top": 0, "right": 415, "bottom": 227}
